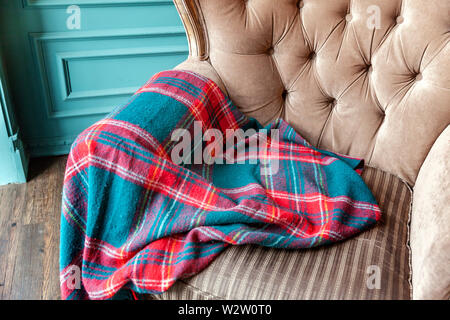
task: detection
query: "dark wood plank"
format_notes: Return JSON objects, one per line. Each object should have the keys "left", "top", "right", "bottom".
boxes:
{"left": 0, "top": 226, "right": 10, "bottom": 298}
{"left": 0, "top": 156, "right": 67, "bottom": 300}
{"left": 0, "top": 223, "right": 18, "bottom": 299}
{"left": 41, "top": 157, "right": 65, "bottom": 300}
{"left": 41, "top": 220, "right": 61, "bottom": 300}
{"left": 10, "top": 223, "right": 45, "bottom": 300}
{"left": 25, "top": 157, "right": 65, "bottom": 225}
{"left": 0, "top": 184, "right": 26, "bottom": 228}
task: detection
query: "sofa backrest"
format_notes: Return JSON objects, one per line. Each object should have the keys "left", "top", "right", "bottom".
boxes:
{"left": 174, "top": 0, "right": 450, "bottom": 185}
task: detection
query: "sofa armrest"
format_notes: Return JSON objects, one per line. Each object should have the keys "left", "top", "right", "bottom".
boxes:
{"left": 411, "top": 125, "right": 450, "bottom": 299}
{"left": 174, "top": 58, "right": 228, "bottom": 96}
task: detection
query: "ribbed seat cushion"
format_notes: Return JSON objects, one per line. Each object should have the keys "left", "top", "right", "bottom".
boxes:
{"left": 151, "top": 166, "right": 412, "bottom": 300}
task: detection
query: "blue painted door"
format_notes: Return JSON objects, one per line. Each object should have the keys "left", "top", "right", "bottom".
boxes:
{"left": 0, "top": 106, "right": 27, "bottom": 185}
{"left": 0, "top": 47, "right": 28, "bottom": 185}
{"left": 0, "top": 0, "right": 188, "bottom": 157}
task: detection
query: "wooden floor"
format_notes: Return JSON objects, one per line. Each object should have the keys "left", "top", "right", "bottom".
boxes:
{"left": 0, "top": 156, "right": 67, "bottom": 300}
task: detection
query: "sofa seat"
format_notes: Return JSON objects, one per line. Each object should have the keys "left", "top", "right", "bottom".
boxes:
{"left": 151, "top": 166, "right": 412, "bottom": 300}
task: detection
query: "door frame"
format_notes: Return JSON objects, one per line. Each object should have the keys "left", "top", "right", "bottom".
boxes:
{"left": 0, "top": 43, "right": 28, "bottom": 185}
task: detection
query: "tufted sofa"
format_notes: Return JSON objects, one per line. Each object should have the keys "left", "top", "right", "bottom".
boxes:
{"left": 151, "top": 0, "right": 450, "bottom": 300}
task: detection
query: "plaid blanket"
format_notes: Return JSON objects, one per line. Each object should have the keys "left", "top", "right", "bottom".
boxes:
{"left": 60, "top": 70, "right": 381, "bottom": 300}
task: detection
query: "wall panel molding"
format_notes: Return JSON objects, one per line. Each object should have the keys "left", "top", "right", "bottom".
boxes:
{"left": 56, "top": 46, "right": 187, "bottom": 101}
{"left": 23, "top": 0, "right": 173, "bottom": 8}
{"left": 26, "top": 134, "right": 79, "bottom": 157}
{"left": 29, "top": 27, "right": 188, "bottom": 119}
{"left": 29, "top": 26, "right": 186, "bottom": 42}
{"left": 3, "top": 1, "right": 187, "bottom": 158}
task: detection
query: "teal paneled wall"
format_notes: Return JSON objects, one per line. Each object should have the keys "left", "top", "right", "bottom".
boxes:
{"left": 0, "top": 0, "right": 188, "bottom": 158}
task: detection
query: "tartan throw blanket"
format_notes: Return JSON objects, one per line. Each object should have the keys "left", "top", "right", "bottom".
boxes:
{"left": 60, "top": 70, "right": 381, "bottom": 300}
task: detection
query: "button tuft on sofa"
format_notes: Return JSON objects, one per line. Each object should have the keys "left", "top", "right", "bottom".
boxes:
{"left": 329, "top": 98, "right": 337, "bottom": 107}
{"left": 172, "top": 0, "right": 450, "bottom": 299}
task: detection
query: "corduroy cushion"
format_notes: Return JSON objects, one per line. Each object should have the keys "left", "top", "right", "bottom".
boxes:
{"left": 150, "top": 166, "right": 412, "bottom": 300}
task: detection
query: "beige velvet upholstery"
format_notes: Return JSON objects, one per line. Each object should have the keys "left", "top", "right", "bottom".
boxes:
{"left": 175, "top": 0, "right": 450, "bottom": 186}
{"left": 411, "top": 126, "right": 450, "bottom": 300}
{"left": 172, "top": 0, "right": 450, "bottom": 299}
